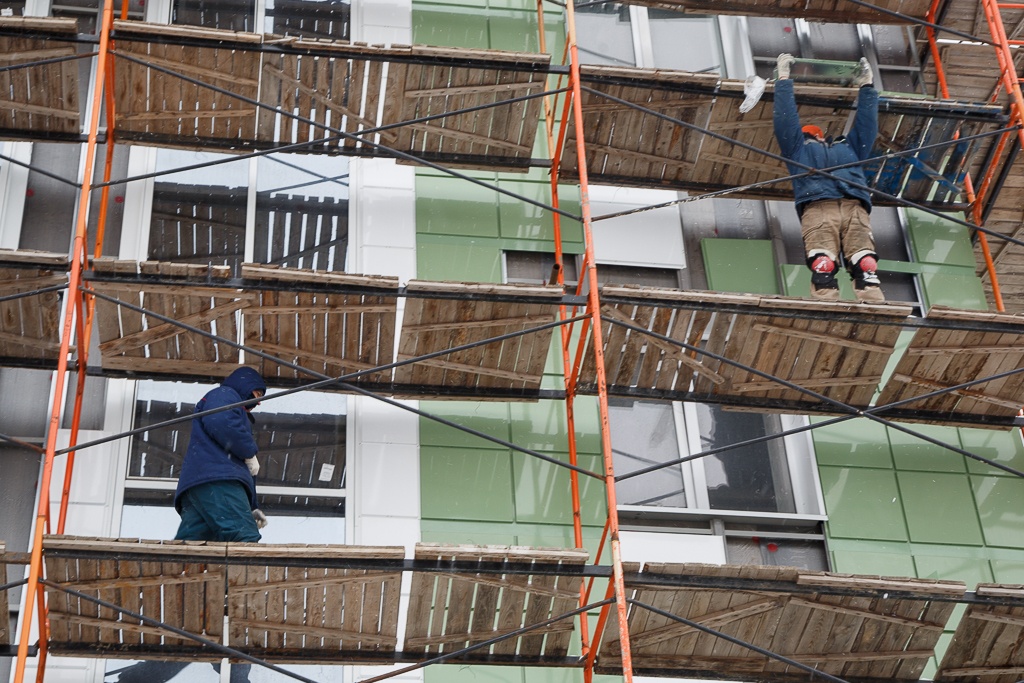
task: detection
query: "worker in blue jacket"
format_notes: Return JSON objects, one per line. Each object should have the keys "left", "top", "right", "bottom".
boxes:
{"left": 174, "top": 366, "right": 269, "bottom": 542}
{"left": 773, "top": 53, "right": 884, "bottom": 303}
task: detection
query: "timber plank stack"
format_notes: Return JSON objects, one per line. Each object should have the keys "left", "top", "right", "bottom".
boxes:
{"left": 595, "top": 562, "right": 964, "bottom": 681}
{"left": 935, "top": 583, "right": 1024, "bottom": 683}
{"left": 0, "top": 18, "right": 81, "bottom": 140}
{"left": 626, "top": 0, "right": 933, "bottom": 23}
{"left": 393, "top": 280, "right": 561, "bottom": 396}
{"left": 0, "top": 542, "right": 8, "bottom": 648}
{"left": 0, "top": 249, "right": 67, "bottom": 366}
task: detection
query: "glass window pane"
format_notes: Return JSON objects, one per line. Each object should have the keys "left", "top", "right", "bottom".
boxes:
{"left": 21, "top": 143, "right": 80, "bottom": 252}
{"left": 173, "top": 0, "right": 255, "bottom": 31}
{"left": 576, "top": 3, "right": 636, "bottom": 67}
{"left": 266, "top": 0, "right": 350, "bottom": 40}
{"left": 649, "top": 11, "right": 722, "bottom": 74}
{"left": 695, "top": 404, "right": 795, "bottom": 513}
{"left": 150, "top": 150, "right": 249, "bottom": 267}
{"left": 129, "top": 381, "right": 346, "bottom": 491}
{"left": 255, "top": 155, "right": 349, "bottom": 270}
{"left": 610, "top": 400, "right": 686, "bottom": 508}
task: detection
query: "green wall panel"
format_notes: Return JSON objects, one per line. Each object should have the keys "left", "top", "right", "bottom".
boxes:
{"left": 417, "top": 236, "right": 503, "bottom": 282}
{"left": 962, "top": 428, "right": 1024, "bottom": 476}
{"left": 913, "top": 553, "right": 994, "bottom": 585}
{"left": 421, "top": 445, "right": 515, "bottom": 521}
{"left": 819, "top": 467, "right": 908, "bottom": 541}
{"left": 702, "top": 238, "right": 778, "bottom": 295}
{"left": 905, "top": 208, "right": 975, "bottom": 267}
{"left": 510, "top": 399, "right": 601, "bottom": 454}
{"left": 498, "top": 180, "right": 582, "bottom": 244}
{"left": 513, "top": 452, "right": 606, "bottom": 525}
{"left": 991, "top": 560, "right": 1024, "bottom": 583}
{"left": 972, "top": 475, "right": 1024, "bottom": 548}
{"left": 917, "top": 269, "right": 988, "bottom": 311}
{"left": 889, "top": 424, "right": 965, "bottom": 473}
{"left": 830, "top": 548, "right": 917, "bottom": 576}
{"left": 420, "top": 401, "right": 511, "bottom": 448}
{"left": 811, "top": 417, "right": 892, "bottom": 468}
{"left": 413, "top": 4, "right": 489, "bottom": 47}
{"left": 898, "top": 471, "right": 983, "bottom": 545}
{"left": 417, "top": 175, "right": 500, "bottom": 237}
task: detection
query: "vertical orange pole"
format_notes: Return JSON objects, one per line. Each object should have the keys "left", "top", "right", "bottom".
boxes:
{"left": 563, "top": 2, "right": 634, "bottom": 682}
{"left": 57, "top": 8, "right": 121, "bottom": 536}
{"left": 537, "top": 0, "right": 593, "bottom": 672}
{"left": 13, "top": 0, "right": 115, "bottom": 679}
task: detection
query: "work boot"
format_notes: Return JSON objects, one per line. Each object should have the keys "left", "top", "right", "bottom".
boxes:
{"left": 851, "top": 255, "right": 885, "bottom": 302}
{"left": 809, "top": 255, "right": 839, "bottom": 301}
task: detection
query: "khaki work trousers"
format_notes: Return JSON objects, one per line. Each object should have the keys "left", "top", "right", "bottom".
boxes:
{"left": 800, "top": 198, "right": 876, "bottom": 266}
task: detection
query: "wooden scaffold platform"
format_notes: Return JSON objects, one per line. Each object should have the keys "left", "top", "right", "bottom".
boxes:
{"left": 28, "top": 536, "right": 1024, "bottom": 682}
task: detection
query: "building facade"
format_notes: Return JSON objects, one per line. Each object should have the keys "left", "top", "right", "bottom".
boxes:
{"left": 2, "top": 1, "right": 1023, "bottom": 682}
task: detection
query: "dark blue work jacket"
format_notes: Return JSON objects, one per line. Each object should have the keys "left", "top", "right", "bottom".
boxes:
{"left": 173, "top": 367, "right": 267, "bottom": 513}
{"left": 773, "top": 79, "right": 878, "bottom": 214}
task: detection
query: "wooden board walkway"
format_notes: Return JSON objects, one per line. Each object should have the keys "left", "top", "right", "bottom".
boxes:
{"left": 935, "top": 583, "right": 1024, "bottom": 683}
{"left": 0, "top": 249, "right": 68, "bottom": 366}
{"left": 0, "top": 542, "right": 8, "bottom": 648}
{"left": 44, "top": 536, "right": 1024, "bottom": 681}
{"left": 561, "top": 66, "right": 1005, "bottom": 209}
{"left": 394, "top": 280, "right": 563, "bottom": 397}
{"left": 0, "top": 18, "right": 81, "bottom": 141}
{"left": 596, "top": 562, "right": 964, "bottom": 681}
{"left": 626, "top": 0, "right": 933, "bottom": 23}
{"left": 108, "top": 20, "right": 549, "bottom": 170}
{"left": 0, "top": 255, "right": 1002, "bottom": 426}
{"left": 878, "top": 307, "right": 1024, "bottom": 427}
{"left": 579, "top": 285, "right": 914, "bottom": 411}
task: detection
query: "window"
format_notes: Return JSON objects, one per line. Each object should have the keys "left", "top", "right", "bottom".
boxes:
{"left": 148, "top": 149, "right": 349, "bottom": 271}
{"left": 125, "top": 380, "right": 347, "bottom": 518}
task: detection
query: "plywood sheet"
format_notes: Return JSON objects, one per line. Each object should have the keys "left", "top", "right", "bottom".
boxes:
{"left": 936, "top": 584, "right": 1024, "bottom": 683}
{"left": 404, "top": 543, "right": 588, "bottom": 662}
{"left": 596, "top": 562, "right": 964, "bottom": 681}
{"left": 628, "top": 0, "right": 932, "bottom": 23}
{"left": 394, "top": 280, "right": 561, "bottom": 395}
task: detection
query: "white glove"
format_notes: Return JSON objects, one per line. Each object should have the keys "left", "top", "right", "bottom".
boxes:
{"left": 252, "top": 509, "right": 268, "bottom": 529}
{"left": 776, "top": 53, "right": 795, "bottom": 80}
{"left": 851, "top": 57, "right": 873, "bottom": 87}
{"left": 246, "top": 456, "right": 260, "bottom": 477}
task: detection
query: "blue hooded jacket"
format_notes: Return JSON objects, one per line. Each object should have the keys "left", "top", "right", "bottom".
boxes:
{"left": 773, "top": 79, "right": 878, "bottom": 214}
{"left": 174, "top": 367, "right": 267, "bottom": 513}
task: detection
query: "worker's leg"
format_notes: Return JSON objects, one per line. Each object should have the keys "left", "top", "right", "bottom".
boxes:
{"left": 838, "top": 199, "right": 884, "bottom": 302}
{"left": 800, "top": 201, "right": 841, "bottom": 300}
{"left": 176, "top": 481, "right": 262, "bottom": 543}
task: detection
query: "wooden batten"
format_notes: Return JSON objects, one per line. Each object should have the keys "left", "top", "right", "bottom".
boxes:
{"left": 626, "top": 0, "right": 933, "bottom": 23}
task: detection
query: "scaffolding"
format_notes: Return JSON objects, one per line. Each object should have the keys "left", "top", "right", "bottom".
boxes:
{"left": 3, "top": 0, "right": 1024, "bottom": 682}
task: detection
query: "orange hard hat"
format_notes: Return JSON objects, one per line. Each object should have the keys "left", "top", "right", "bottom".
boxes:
{"left": 802, "top": 124, "right": 825, "bottom": 139}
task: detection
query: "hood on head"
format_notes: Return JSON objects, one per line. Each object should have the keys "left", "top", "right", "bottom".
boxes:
{"left": 222, "top": 367, "right": 267, "bottom": 401}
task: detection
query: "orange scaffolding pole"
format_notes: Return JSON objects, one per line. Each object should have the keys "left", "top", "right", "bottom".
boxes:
{"left": 13, "top": 0, "right": 116, "bottom": 679}
{"left": 562, "top": 2, "right": 635, "bottom": 681}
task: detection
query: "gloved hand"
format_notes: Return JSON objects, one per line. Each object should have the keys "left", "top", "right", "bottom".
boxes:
{"left": 252, "top": 509, "right": 268, "bottom": 529}
{"left": 776, "top": 53, "right": 795, "bottom": 80}
{"left": 246, "top": 456, "right": 260, "bottom": 477}
{"left": 851, "top": 57, "right": 873, "bottom": 87}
